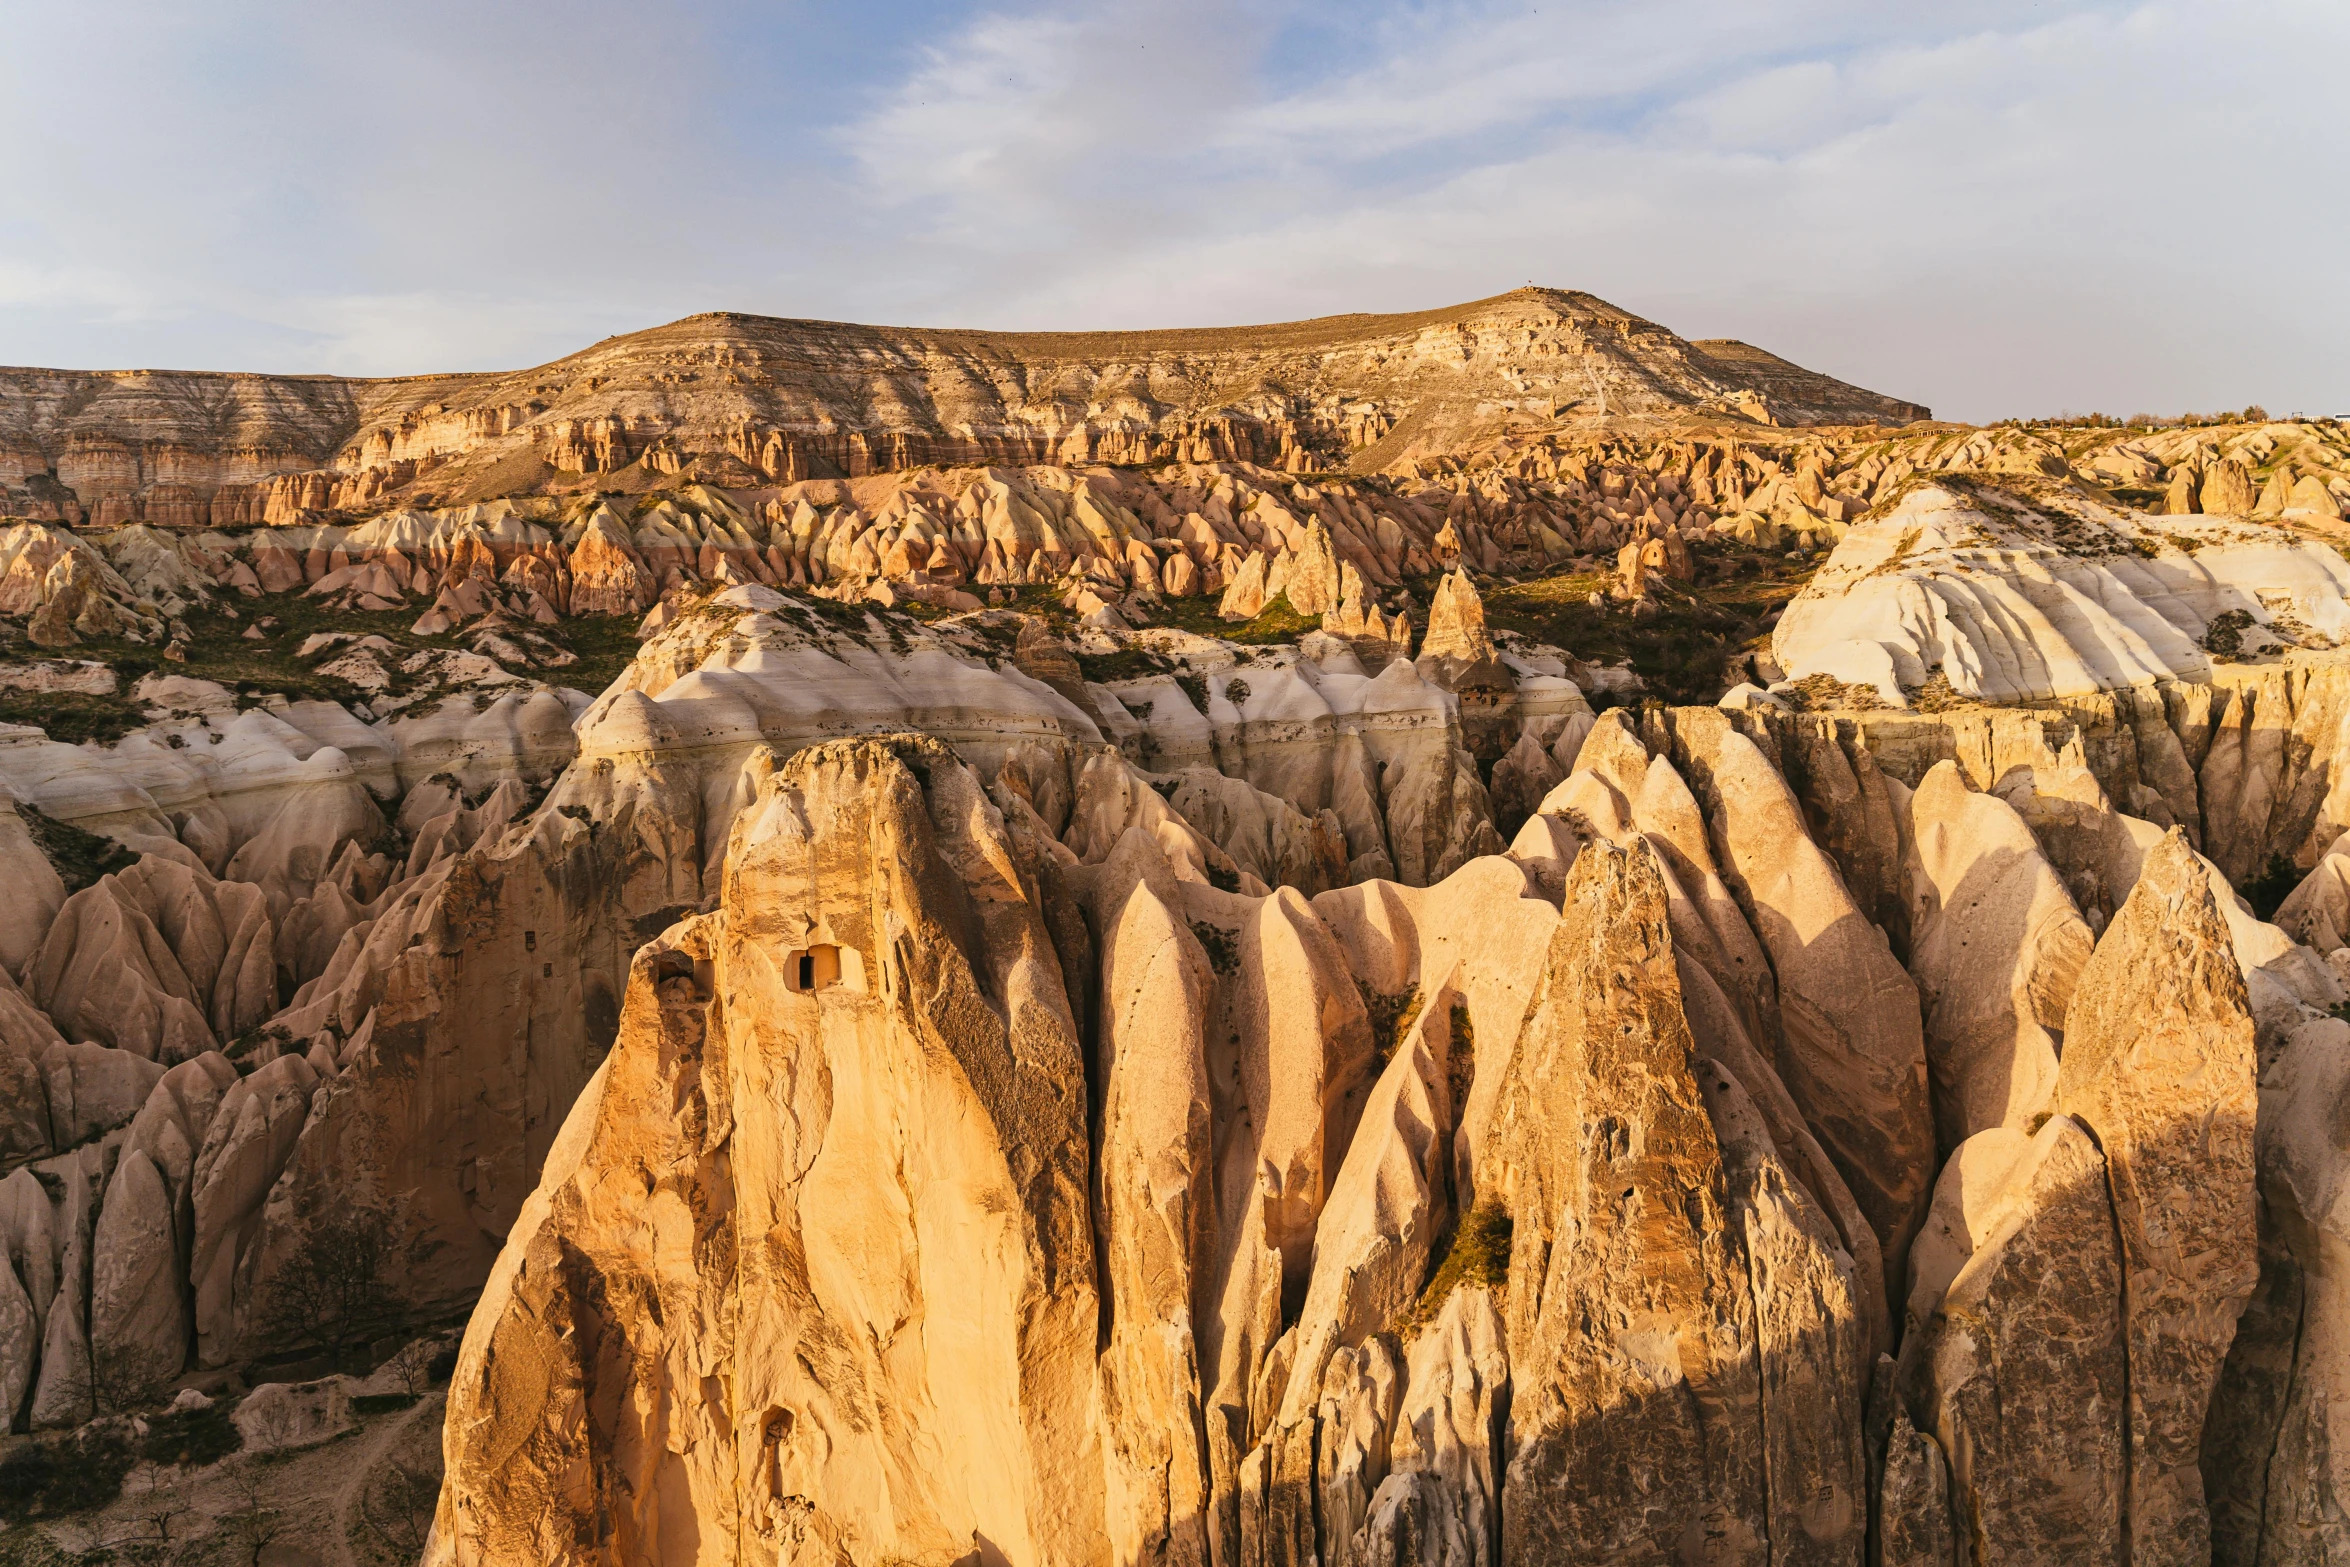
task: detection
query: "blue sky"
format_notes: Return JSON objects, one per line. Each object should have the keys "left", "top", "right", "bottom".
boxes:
{"left": 2, "top": 0, "right": 2341, "bottom": 423}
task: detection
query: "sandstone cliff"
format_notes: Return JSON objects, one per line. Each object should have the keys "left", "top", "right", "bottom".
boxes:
{"left": 0, "top": 288, "right": 1926, "bottom": 530}
{"left": 3, "top": 383, "right": 2350, "bottom": 1565}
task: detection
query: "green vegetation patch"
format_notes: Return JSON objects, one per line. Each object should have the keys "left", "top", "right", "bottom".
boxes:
{"left": 139, "top": 1401, "right": 244, "bottom": 1467}
{"left": 2202, "top": 608, "right": 2254, "bottom": 660}
{"left": 556, "top": 614, "right": 651, "bottom": 696}
{"left": 0, "top": 581, "right": 658, "bottom": 716}
{"left": 18, "top": 803, "right": 138, "bottom": 893}
{"left": 1188, "top": 919, "right": 1240, "bottom": 975}
{"left": 1155, "top": 593, "right": 1323, "bottom": 646}
{"left": 0, "top": 1429, "right": 134, "bottom": 1521}
{"left": 0, "top": 689, "right": 149, "bottom": 745}
{"left": 1398, "top": 1200, "right": 1514, "bottom": 1335}
{"left": 1363, "top": 987, "right": 1425, "bottom": 1075}
{"left": 0, "top": 1526, "right": 77, "bottom": 1567}
{"left": 1482, "top": 545, "right": 1819, "bottom": 705}
{"left": 1074, "top": 646, "right": 1174, "bottom": 685}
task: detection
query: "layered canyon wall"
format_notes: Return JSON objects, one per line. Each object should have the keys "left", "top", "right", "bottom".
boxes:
{"left": 0, "top": 288, "right": 1926, "bottom": 529}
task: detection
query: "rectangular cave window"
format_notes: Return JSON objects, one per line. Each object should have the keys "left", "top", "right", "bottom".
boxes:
{"left": 787, "top": 944, "right": 843, "bottom": 994}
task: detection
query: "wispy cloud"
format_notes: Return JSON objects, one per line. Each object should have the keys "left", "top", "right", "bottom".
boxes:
{"left": 834, "top": 0, "right": 2349, "bottom": 419}
{"left": 0, "top": 0, "right": 2339, "bottom": 420}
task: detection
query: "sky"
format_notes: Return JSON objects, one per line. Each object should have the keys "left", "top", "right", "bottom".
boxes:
{"left": 1, "top": 0, "right": 2341, "bottom": 424}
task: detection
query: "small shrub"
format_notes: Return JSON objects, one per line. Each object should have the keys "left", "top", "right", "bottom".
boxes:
{"left": 1174, "top": 673, "right": 1208, "bottom": 714}
{"left": 1398, "top": 1201, "right": 1514, "bottom": 1335}
{"left": 259, "top": 1199, "right": 403, "bottom": 1369}
{"left": 140, "top": 1403, "right": 243, "bottom": 1468}
{"left": 16, "top": 804, "right": 138, "bottom": 893}
{"left": 1223, "top": 677, "right": 1251, "bottom": 706}
{"left": 354, "top": 1453, "right": 441, "bottom": 1563}
{"left": 351, "top": 1393, "right": 419, "bottom": 1417}
{"left": 224, "top": 1023, "right": 293, "bottom": 1072}
{"left": 1362, "top": 988, "right": 1425, "bottom": 1074}
{"left": 2244, "top": 853, "right": 2302, "bottom": 922}
{"left": 2202, "top": 608, "right": 2254, "bottom": 659}
{"left": 1188, "top": 919, "right": 1240, "bottom": 976}
{"left": 0, "top": 1429, "right": 134, "bottom": 1520}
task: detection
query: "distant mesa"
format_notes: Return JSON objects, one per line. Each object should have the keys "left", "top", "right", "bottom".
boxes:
{"left": 0, "top": 287, "right": 1926, "bottom": 529}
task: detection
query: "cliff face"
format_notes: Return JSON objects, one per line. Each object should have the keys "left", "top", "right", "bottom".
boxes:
{"left": 0, "top": 288, "right": 1926, "bottom": 527}
{"left": 419, "top": 705, "right": 2306, "bottom": 1567}
{"left": 22, "top": 367, "right": 2350, "bottom": 1563}
{"left": 8, "top": 564, "right": 2350, "bottom": 1562}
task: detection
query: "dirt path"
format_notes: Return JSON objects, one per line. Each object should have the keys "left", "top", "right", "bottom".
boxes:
{"left": 332, "top": 1391, "right": 444, "bottom": 1567}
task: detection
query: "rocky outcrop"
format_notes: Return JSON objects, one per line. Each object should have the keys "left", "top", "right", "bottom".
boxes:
{"left": 1903, "top": 1115, "right": 2128, "bottom": 1560}
{"left": 1773, "top": 478, "right": 2350, "bottom": 707}
{"left": 0, "top": 288, "right": 1926, "bottom": 530}
{"left": 2055, "top": 830, "right": 2259, "bottom": 1566}
{"left": 2212, "top": 1012, "right": 2350, "bottom": 1565}
{"left": 25, "top": 857, "right": 280, "bottom": 1061}
{"left": 1662, "top": 709, "right": 1934, "bottom": 1303}
{"left": 1481, "top": 835, "right": 1865, "bottom": 1562}
{"left": 1903, "top": 760, "right": 2090, "bottom": 1151}
{"left": 429, "top": 737, "right": 1100, "bottom": 1566}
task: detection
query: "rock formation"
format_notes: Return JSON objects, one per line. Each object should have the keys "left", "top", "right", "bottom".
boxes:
{"left": 0, "top": 288, "right": 1927, "bottom": 532}
{"left": 7, "top": 321, "right": 2350, "bottom": 1567}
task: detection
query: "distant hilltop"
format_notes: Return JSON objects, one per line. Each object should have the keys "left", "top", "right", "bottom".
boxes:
{"left": 0, "top": 287, "right": 1926, "bottom": 528}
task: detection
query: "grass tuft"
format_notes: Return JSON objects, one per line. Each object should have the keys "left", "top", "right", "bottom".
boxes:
{"left": 1397, "top": 1200, "right": 1513, "bottom": 1335}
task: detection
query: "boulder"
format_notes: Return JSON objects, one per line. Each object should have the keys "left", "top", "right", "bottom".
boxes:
{"left": 233, "top": 1377, "right": 356, "bottom": 1453}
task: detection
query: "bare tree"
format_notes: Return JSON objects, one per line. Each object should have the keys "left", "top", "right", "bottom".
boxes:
{"left": 43, "top": 1339, "right": 168, "bottom": 1423}
{"left": 219, "top": 1463, "right": 282, "bottom": 1567}
{"left": 260, "top": 1200, "right": 401, "bottom": 1369}
{"left": 381, "top": 1338, "right": 437, "bottom": 1398}
{"left": 356, "top": 1454, "right": 441, "bottom": 1564}
{"left": 112, "top": 1458, "right": 189, "bottom": 1559}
